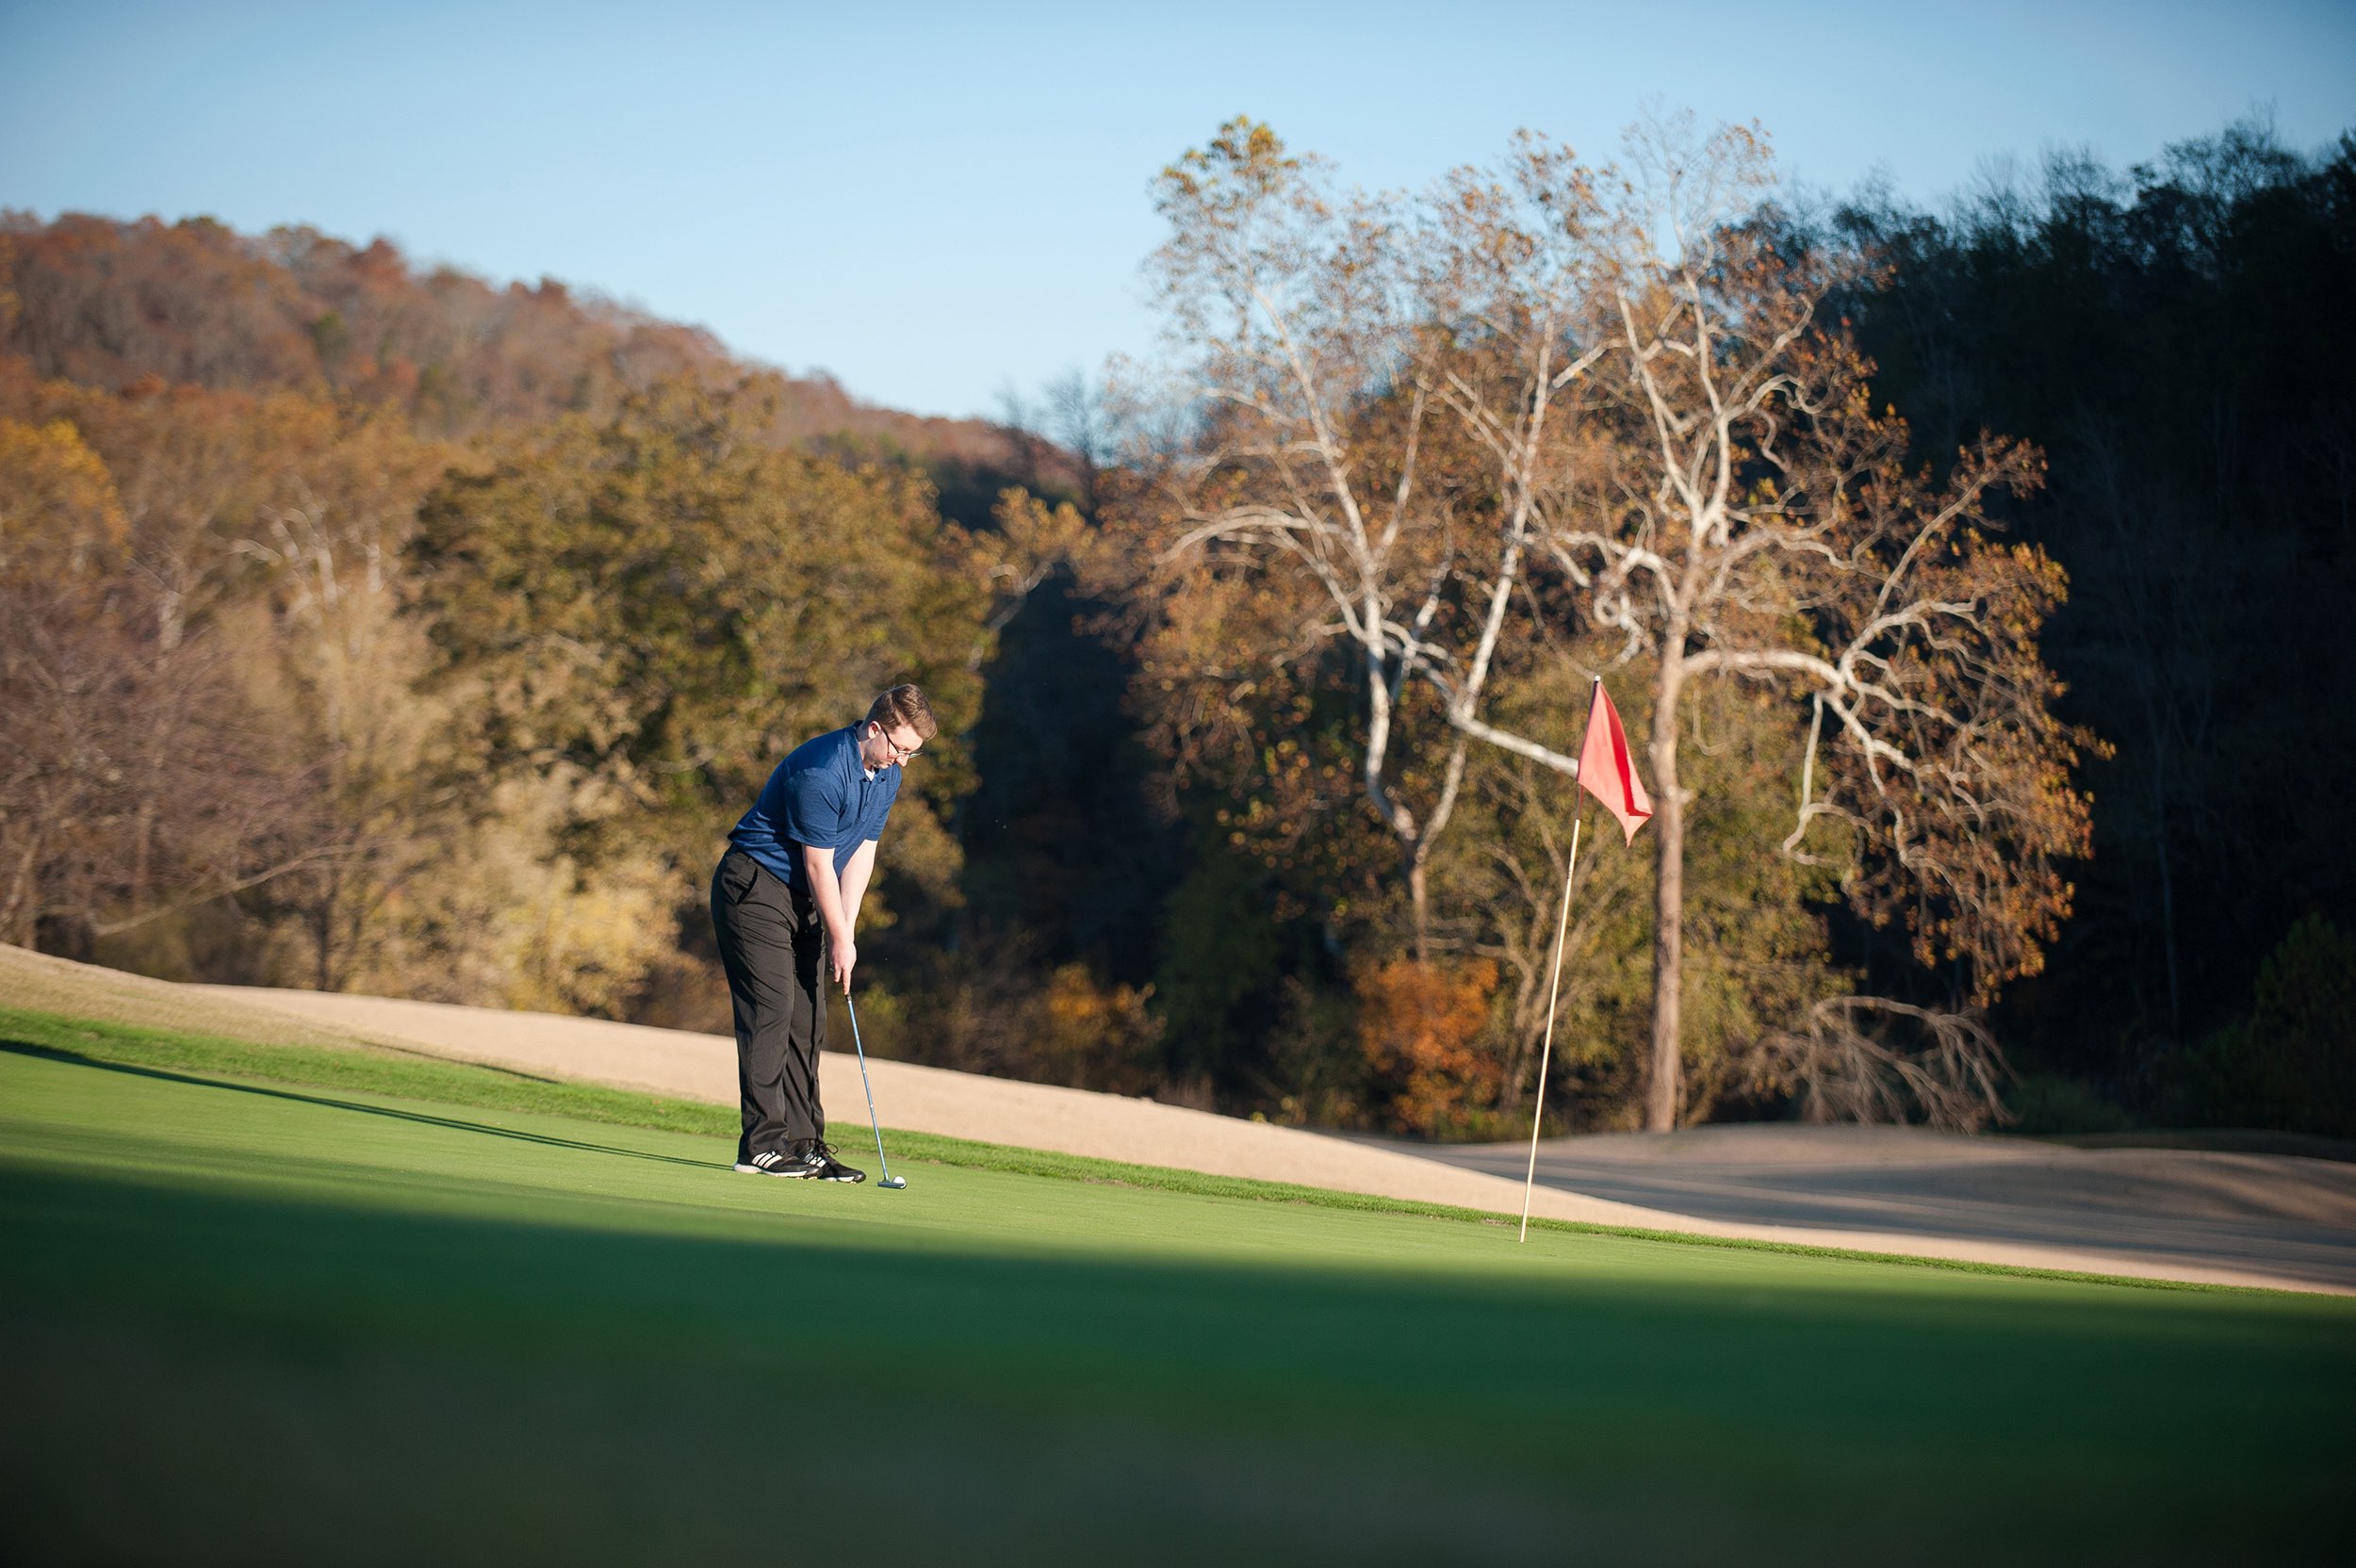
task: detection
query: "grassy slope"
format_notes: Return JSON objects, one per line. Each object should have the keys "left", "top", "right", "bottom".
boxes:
{"left": 2, "top": 1013, "right": 2352, "bottom": 1565}
{"left": 0, "top": 1005, "right": 2299, "bottom": 1284}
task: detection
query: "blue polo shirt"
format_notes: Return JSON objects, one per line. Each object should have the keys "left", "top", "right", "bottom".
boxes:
{"left": 728, "top": 726, "right": 901, "bottom": 890}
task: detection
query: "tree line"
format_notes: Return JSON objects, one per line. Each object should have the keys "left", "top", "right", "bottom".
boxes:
{"left": 1820, "top": 121, "right": 2356, "bottom": 1135}
{"left": 2, "top": 114, "right": 2348, "bottom": 1139}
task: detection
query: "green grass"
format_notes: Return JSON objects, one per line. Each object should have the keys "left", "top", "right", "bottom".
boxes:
{"left": 2, "top": 1009, "right": 2352, "bottom": 1564}
{"left": 0, "top": 1006, "right": 2281, "bottom": 1290}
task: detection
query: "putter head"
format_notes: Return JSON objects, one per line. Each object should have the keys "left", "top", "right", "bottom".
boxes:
{"left": 880, "top": 1175, "right": 908, "bottom": 1189}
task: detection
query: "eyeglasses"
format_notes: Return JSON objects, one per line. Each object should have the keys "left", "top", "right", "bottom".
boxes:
{"left": 874, "top": 726, "right": 923, "bottom": 764}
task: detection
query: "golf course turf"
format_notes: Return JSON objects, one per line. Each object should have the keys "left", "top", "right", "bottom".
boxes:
{"left": 3, "top": 1008, "right": 2351, "bottom": 1564}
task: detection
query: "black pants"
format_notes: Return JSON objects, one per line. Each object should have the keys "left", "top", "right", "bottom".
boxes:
{"left": 711, "top": 849, "right": 827, "bottom": 1163}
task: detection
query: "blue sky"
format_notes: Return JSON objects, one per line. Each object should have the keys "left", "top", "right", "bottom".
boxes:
{"left": 4, "top": 1, "right": 2352, "bottom": 418}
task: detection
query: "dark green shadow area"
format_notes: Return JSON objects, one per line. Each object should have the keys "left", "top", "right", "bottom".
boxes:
{"left": 3, "top": 1021, "right": 2353, "bottom": 1564}
{"left": 6, "top": 1155, "right": 2353, "bottom": 1568}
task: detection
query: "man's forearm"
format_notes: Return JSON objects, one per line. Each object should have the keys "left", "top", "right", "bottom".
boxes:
{"left": 838, "top": 841, "right": 877, "bottom": 930}
{"left": 801, "top": 844, "right": 853, "bottom": 943}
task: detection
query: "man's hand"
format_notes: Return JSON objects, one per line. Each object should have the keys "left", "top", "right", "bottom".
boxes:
{"left": 829, "top": 934, "right": 858, "bottom": 993}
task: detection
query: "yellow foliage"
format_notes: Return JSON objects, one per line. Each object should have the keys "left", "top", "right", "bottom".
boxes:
{"left": 335, "top": 771, "right": 681, "bottom": 1017}
{"left": 494, "top": 850, "right": 679, "bottom": 1019}
{"left": 0, "top": 416, "right": 126, "bottom": 580}
{"left": 953, "top": 487, "right": 1099, "bottom": 632}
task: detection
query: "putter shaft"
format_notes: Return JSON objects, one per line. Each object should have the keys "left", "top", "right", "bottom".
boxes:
{"left": 843, "top": 991, "right": 898, "bottom": 1186}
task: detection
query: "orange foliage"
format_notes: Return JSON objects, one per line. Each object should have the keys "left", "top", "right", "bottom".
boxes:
{"left": 1355, "top": 958, "right": 1500, "bottom": 1135}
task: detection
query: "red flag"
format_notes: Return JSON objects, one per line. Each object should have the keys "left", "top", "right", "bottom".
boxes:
{"left": 1576, "top": 679, "right": 1653, "bottom": 843}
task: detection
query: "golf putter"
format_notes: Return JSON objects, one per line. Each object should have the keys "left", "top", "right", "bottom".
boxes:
{"left": 843, "top": 990, "right": 906, "bottom": 1188}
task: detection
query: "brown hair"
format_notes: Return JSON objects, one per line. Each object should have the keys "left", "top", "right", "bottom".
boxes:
{"left": 864, "top": 684, "right": 938, "bottom": 741}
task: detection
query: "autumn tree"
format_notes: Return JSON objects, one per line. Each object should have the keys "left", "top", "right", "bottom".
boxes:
{"left": 1549, "top": 120, "right": 2094, "bottom": 1129}
{"left": 1106, "top": 121, "right": 1611, "bottom": 956}
{"left": 219, "top": 403, "right": 456, "bottom": 989}
{"left": 1120, "top": 118, "right": 2093, "bottom": 1132}
{"left": 0, "top": 413, "right": 135, "bottom": 945}
{"left": 0, "top": 399, "right": 323, "bottom": 952}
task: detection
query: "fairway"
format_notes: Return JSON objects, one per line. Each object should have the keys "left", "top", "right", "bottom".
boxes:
{"left": 3, "top": 1025, "right": 2351, "bottom": 1565}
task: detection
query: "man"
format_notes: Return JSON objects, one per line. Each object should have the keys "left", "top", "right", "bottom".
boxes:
{"left": 712, "top": 684, "right": 935, "bottom": 1181}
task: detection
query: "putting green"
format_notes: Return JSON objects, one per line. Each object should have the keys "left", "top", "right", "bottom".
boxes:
{"left": 2, "top": 1022, "right": 2350, "bottom": 1566}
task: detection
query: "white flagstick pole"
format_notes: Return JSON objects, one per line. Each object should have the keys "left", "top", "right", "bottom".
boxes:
{"left": 1519, "top": 806, "right": 1584, "bottom": 1244}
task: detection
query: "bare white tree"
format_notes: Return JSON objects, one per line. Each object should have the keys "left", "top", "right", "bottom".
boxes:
{"left": 1116, "top": 121, "right": 1612, "bottom": 952}
{"left": 1545, "top": 118, "right": 2090, "bottom": 1129}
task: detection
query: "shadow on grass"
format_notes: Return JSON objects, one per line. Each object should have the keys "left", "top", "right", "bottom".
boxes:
{"left": 0, "top": 1040, "right": 724, "bottom": 1173}
{"left": 1, "top": 1154, "right": 2350, "bottom": 1568}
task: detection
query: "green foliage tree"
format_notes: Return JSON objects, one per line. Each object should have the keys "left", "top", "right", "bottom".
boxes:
{"left": 2170, "top": 917, "right": 2356, "bottom": 1136}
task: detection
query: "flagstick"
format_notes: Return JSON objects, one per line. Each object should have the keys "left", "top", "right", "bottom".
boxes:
{"left": 1519, "top": 807, "right": 1585, "bottom": 1244}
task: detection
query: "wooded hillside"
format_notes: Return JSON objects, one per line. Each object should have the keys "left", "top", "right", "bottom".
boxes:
{"left": 0, "top": 212, "right": 1040, "bottom": 510}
